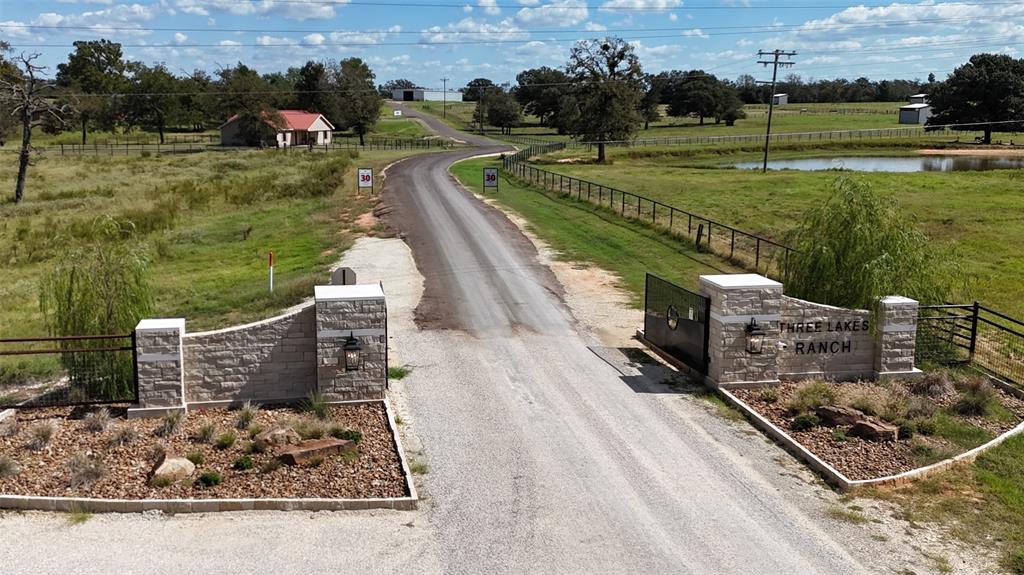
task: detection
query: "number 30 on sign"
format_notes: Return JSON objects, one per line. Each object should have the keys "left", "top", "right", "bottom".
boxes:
{"left": 483, "top": 167, "right": 498, "bottom": 190}
{"left": 358, "top": 168, "right": 373, "bottom": 190}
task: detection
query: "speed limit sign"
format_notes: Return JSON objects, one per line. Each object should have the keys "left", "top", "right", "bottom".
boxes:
{"left": 357, "top": 168, "right": 373, "bottom": 191}
{"left": 483, "top": 167, "right": 498, "bottom": 191}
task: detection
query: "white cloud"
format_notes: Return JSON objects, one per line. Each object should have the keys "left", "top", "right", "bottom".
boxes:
{"left": 669, "top": 13, "right": 677, "bottom": 22}
{"left": 479, "top": 0, "right": 500, "bottom": 16}
{"left": 682, "top": 28, "right": 708, "bottom": 39}
{"left": 172, "top": 0, "right": 347, "bottom": 21}
{"left": 584, "top": 21, "right": 607, "bottom": 31}
{"left": 515, "top": 0, "right": 588, "bottom": 27}
{"left": 421, "top": 17, "right": 529, "bottom": 43}
{"left": 599, "top": 0, "right": 682, "bottom": 11}
{"left": 173, "top": 32, "right": 188, "bottom": 44}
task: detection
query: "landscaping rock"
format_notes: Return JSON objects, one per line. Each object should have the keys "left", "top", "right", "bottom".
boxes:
{"left": 815, "top": 405, "right": 866, "bottom": 427}
{"left": 254, "top": 427, "right": 301, "bottom": 449}
{"left": 850, "top": 419, "right": 899, "bottom": 442}
{"left": 276, "top": 438, "right": 356, "bottom": 466}
{"left": 150, "top": 454, "right": 196, "bottom": 481}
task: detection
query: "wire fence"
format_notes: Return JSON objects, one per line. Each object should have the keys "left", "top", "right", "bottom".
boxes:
{"left": 917, "top": 303, "right": 1024, "bottom": 387}
{"left": 10, "top": 137, "right": 459, "bottom": 157}
{"left": 502, "top": 143, "right": 794, "bottom": 278}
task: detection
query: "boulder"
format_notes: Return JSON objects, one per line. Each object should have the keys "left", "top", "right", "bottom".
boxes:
{"left": 815, "top": 405, "right": 866, "bottom": 427}
{"left": 276, "top": 438, "right": 356, "bottom": 466}
{"left": 150, "top": 454, "right": 196, "bottom": 482}
{"left": 254, "top": 427, "right": 301, "bottom": 449}
{"left": 850, "top": 418, "right": 899, "bottom": 442}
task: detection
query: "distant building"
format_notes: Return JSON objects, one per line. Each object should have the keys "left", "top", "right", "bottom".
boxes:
{"left": 772, "top": 93, "right": 789, "bottom": 106}
{"left": 219, "top": 110, "right": 335, "bottom": 147}
{"left": 899, "top": 95, "right": 932, "bottom": 125}
{"left": 391, "top": 89, "right": 463, "bottom": 102}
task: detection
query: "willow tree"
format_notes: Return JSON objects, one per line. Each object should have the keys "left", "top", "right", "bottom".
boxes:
{"left": 39, "top": 218, "right": 154, "bottom": 401}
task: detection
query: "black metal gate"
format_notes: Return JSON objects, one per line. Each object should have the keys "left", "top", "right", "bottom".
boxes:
{"left": 0, "top": 333, "right": 138, "bottom": 409}
{"left": 917, "top": 302, "right": 1024, "bottom": 385}
{"left": 643, "top": 273, "right": 710, "bottom": 374}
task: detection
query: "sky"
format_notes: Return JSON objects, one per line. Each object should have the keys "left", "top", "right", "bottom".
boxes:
{"left": 2, "top": 1, "right": 1023, "bottom": 89}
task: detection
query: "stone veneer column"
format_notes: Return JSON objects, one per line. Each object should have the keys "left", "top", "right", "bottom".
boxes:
{"left": 874, "top": 295, "right": 922, "bottom": 380}
{"left": 128, "top": 318, "right": 187, "bottom": 418}
{"left": 314, "top": 284, "right": 388, "bottom": 401}
{"left": 699, "top": 274, "right": 783, "bottom": 388}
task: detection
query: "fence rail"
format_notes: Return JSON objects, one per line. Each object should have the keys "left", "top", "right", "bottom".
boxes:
{"left": 502, "top": 143, "right": 794, "bottom": 278}
{"left": 2, "top": 137, "right": 458, "bottom": 157}
{"left": 0, "top": 333, "right": 138, "bottom": 409}
{"left": 917, "top": 303, "right": 1024, "bottom": 386}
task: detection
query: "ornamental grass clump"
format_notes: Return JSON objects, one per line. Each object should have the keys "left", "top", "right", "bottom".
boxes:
{"left": 156, "top": 411, "right": 184, "bottom": 437}
{"left": 783, "top": 177, "right": 963, "bottom": 311}
{"left": 107, "top": 425, "right": 139, "bottom": 447}
{"left": 25, "top": 420, "right": 58, "bottom": 451}
{"left": 235, "top": 401, "right": 260, "bottom": 430}
{"left": 0, "top": 455, "right": 20, "bottom": 478}
{"left": 954, "top": 377, "right": 998, "bottom": 417}
{"left": 195, "top": 422, "right": 217, "bottom": 444}
{"left": 67, "top": 453, "right": 106, "bottom": 488}
{"left": 197, "top": 470, "right": 221, "bottom": 487}
{"left": 785, "top": 381, "right": 838, "bottom": 415}
{"left": 83, "top": 408, "right": 111, "bottom": 432}
{"left": 215, "top": 431, "right": 237, "bottom": 450}
{"left": 298, "top": 391, "right": 329, "bottom": 420}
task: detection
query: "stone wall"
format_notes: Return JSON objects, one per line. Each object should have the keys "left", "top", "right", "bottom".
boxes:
{"left": 129, "top": 319, "right": 186, "bottom": 418}
{"left": 777, "top": 296, "right": 874, "bottom": 381}
{"left": 315, "top": 285, "right": 388, "bottom": 401}
{"left": 700, "top": 274, "right": 783, "bottom": 387}
{"left": 182, "top": 304, "right": 317, "bottom": 405}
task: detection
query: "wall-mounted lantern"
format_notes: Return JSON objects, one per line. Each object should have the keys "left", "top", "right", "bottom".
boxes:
{"left": 745, "top": 318, "right": 765, "bottom": 354}
{"left": 344, "top": 332, "right": 362, "bottom": 371}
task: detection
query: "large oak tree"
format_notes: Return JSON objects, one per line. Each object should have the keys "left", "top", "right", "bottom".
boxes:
{"left": 927, "top": 53, "right": 1024, "bottom": 144}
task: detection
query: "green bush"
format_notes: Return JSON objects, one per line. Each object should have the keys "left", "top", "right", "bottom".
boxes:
{"left": 791, "top": 413, "right": 821, "bottom": 431}
{"left": 328, "top": 426, "right": 363, "bottom": 444}
{"left": 195, "top": 422, "right": 216, "bottom": 444}
{"left": 831, "top": 428, "right": 851, "bottom": 442}
{"left": 260, "top": 458, "right": 282, "bottom": 475}
{"left": 953, "top": 377, "right": 997, "bottom": 416}
{"left": 233, "top": 455, "right": 254, "bottom": 471}
{"left": 215, "top": 432, "right": 237, "bottom": 450}
{"left": 298, "top": 391, "right": 329, "bottom": 420}
{"left": 759, "top": 387, "right": 779, "bottom": 404}
{"left": 785, "top": 381, "right": 838, "bottom": 414}
{"left": 913, "top": 416, "right": 938, "bottom": 436}
{"left": 185, "top": 451, "right": 205, "bottom": 466}
{"left": 235, "top": 400, "right": 260, "bottom": 430}
{"left": 783, "top": 177, "right": 963, "bottom": 311}
{"left": 293, "top": 418, "right": 324, "bottom": 440}
{"left": 197, "top": 470, "right": 221, "bottom": 487}
{"left": 895, "top": 419, "right": 916, "bottom": 440}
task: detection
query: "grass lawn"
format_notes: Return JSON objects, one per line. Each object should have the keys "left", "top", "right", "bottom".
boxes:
{"left": 449, "top": 157, "right": 741, "bottom": 306}
{"left": 525, "top": 142, "right": 1024, "bottom": 316}
{"left": 0, "top": 146, "right": 432, "bottom": 383}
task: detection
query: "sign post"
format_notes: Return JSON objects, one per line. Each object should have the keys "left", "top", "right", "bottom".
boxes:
{"left": 358, "top": 168, "right": 373, "bottom": 194}
{"left": 483, "top": 167, "right": 498, "bottom": 193}
{"left": 268, "top": 250, "right": 274, "bottom": 293}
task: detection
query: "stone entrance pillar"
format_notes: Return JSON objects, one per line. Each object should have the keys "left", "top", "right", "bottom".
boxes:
{"left": 699, "top": 274, "right": 783, "bottom": 388}
{"left": 314, "top": 284, "right": 388, "bottom": 401}
{"left": 128, "top": 318, "right": 187, "bottom": 418}
{"left": 874, "top": 296, "right": 923, "bottom": 380}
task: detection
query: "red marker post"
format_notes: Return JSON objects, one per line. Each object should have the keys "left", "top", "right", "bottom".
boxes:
{"left": 268, "top": 250, "right": 274, "bottom": 293}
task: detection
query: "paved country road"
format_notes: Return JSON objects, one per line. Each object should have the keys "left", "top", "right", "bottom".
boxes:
{"left": 0, "top": 104, "right": 946, "bottom": 574}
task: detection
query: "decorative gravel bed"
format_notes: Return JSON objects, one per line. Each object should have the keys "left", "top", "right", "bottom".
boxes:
{"left": 0, "top": 402, "right": 408, "bottom": 500}
{"left": 733, "top": 376, "right": 1024, "bottom": 480}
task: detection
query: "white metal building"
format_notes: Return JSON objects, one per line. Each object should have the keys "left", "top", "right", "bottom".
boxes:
{"left": 391, "top": 89, "right": 463, "bottom": 102}
{"left": 772, "top": 93, "right": 789, "bottom": 106}
{"left": 908, "top": 93, "right": 928, "bottom": 104}
{"left": 899, "top": 103, "right": 932, "bottom": 125}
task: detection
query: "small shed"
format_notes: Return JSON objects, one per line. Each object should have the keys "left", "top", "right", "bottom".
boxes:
{"left": 908, "top": 93, "right": 928, "bottom": 104}
{"left": 772, "top": 93, "right": 789, "bottom": 106}
{"left": 220, "top": 110, "right": 335, "bottom": 147}
{"left": 899, "top": 102, "right": 932, "bottom": 125}
{"left": 391, "top": 89, "right": 463, "bottom": 103}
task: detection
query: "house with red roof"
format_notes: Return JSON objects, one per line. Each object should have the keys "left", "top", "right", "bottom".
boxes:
{"left": 219, "top": 110, "right": 335, "bottom": 147}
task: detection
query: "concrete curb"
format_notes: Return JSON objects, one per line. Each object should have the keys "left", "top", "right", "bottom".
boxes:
{"left": 0, "top": 398, "right": 418, "bottom": 514}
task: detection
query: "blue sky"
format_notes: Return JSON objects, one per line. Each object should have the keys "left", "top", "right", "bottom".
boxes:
{"left": 2, "top": 1, "right": 1023, "bottom": 89}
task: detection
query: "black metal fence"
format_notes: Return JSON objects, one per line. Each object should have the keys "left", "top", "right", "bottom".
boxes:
{"left": 643, "top": 274, "right": 710, "bottom": 374}
{"left": 502, "top": 143, "right": 794, "bottom": 278}
{"left": 917, "top": 303, "right": 1024, "bottom": 386}
{"left": 0, "top": 334, "right": 138, "bottom": 409}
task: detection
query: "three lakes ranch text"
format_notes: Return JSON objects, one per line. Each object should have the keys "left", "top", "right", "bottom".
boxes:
{"left": 782, "top": 319, "right": 870, "bottom": 355}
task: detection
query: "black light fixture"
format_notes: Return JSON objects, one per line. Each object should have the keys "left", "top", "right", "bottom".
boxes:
{"left": 344, "top": 332, "right": 362, "bottom": 371}
{"left": 745, "top": 318, "right": 766, "bottom": 354}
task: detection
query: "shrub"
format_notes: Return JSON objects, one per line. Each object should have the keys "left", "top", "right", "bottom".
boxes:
{"left": 759, "top": 387, "right": 779, "bottom": 404}
{"left": 909, "top": 372, "right": 955, "bottom": 398}
{"left": 954, "top": 379, "right": 997, "bottom": 416}
{"left": 260, "top": 458, "right": 282, "bottom": 475}
{"left": 895, "top": 419, "right": 916, "bottom": 440}
{"left": 67, "top": 453, "right": 106, "bottom": 488}
{"left": 1005, "top": 546, "right": 1024, "bottom": 575}
{"left": 247, "top": 424, "right": 266, "bottom": 439}
{"left": 235, "top": 400, "right": 260, "bottom": 430}
{"left": 147, "top": 443, "right": 167, "bottom": 464}
{"left": 107, "top": 425, "right": 139, "bottom": 447}
{"left": 83, "top": 408, "right": 111, "bottom": 432}
{"left": 831, "top": 428, "right": 851, "bottom": 442}
{"left": 195, "top": 422, "right": 216, "bottom": 444}
{"left": 905, "top": 396, "right": 938, "bottom": 420}
{"left": 215, "top": 432, "right": 236, "bottom": 450}
{"left": 156, "top": 411, "right": 184, "bottom": 437}
{"left": 0, "top": 419, "right": 20, "bottom": 438}
{"left": 233, "top": 456, "right": 254, "bottom": 471}
{"left": 388, "top": 365, "right": 413, "bottom": 380}
{"left": 149, "top": 475, "right": 174, "bottom": 488}
{"left": 328, "top": 426, "right": 363, "bottom": 444}
{"left": 186, "top": 451, "right": 205, "bottom": 466}
{"left": 298, "top": 391, "right": 329, "bottom": 420}
{"left": 785, "top": 381, "right": 838, "bottom": 414}
{"left": 304, "top": 456, "right": 324, "bottom": 468}
{"left": 782, "top": 177, "right": 963, "bottom": 310}
{"left": 293, "top": 418, "right": 325, "bottom": 440}
{"left": 847, "top": 393, "right": 881, "bottom": 417}
{"left": 792, "top": 413, "right": 821, "bottom": 431}
{"left": 0, "top": 455, "right": 20, "bottom": 478}
{"left": 25, "top": 420, "right": 58, "bottom": 450}
{"left": 243, "top": 440, "right": 266, "bottom": 455}
{"left": 914, "top": 417, "right": 938, "bottom": 436}
{"left": 197, "top": 470, "right": 221, "bottom": 487}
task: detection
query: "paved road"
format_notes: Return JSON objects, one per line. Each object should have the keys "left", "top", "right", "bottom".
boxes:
{"left": 382, "top": 103, "right": 874, "bottom": 573}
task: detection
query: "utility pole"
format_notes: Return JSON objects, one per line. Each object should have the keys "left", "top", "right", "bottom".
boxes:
{"left": 757, "top": 50, "right": 797, "bottom": 173}
{"left": 441, "top": 77, "right": 449, "bottom": 118}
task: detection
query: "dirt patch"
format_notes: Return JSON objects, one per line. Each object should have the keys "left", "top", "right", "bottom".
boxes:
{"left": 0, "top": 403, "right": 407, "bottom": 500}
{"left": 355, "top": 210, "right": 379, "bottom": 229}
{"left": 733, "top": 380, "right": 1024, "bottom": 480}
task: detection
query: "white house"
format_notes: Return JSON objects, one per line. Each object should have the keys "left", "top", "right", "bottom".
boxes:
{"left": 391, "top": 89, "right": 463, "bottom": 103}
{"left": 899, "top": 95, "right": 932, "bottom": 125}
{"left": 220, "top": 110, "right": 335, "bottom": 147}
{"left": 772, "top": 93, "right": 789, "bottom": 106}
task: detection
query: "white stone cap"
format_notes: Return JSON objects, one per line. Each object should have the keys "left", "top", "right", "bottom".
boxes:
{"left": 136, "top": 318, "right": 185, "bottom": 332}
{"left": 700, "top": 274, "right": 782, "bottom": 290}
{"left": 880, "top": 295, "right": 918, "bottom": 305}
{"left": 315, "top": 284, "right": 385, "bottom": 302}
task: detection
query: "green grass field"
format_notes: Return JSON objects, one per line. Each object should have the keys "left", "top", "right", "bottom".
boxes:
{"left": 525, "top": 143, "right": 1024, "bottom": 316}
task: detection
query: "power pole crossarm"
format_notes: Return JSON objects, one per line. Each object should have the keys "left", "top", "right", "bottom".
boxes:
{"left": 756, "top": 50, "right": 797, "bottom": 173}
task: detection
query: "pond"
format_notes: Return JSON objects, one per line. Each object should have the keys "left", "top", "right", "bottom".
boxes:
{"left": 734, "top": 155, "right": 1024, "bottom": 172}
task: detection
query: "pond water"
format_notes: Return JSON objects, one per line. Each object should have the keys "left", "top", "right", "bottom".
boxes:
{"left": 734, "top": 155, "right": 1024, "bottom": 172}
